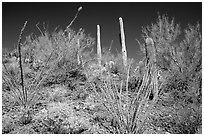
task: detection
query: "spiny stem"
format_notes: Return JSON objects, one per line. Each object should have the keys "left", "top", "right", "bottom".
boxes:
{"left": 63, "top": 6, "right": 82, "bottom": 35}
{"left": 17, "top": 21, "right": 28, "bottom": 108}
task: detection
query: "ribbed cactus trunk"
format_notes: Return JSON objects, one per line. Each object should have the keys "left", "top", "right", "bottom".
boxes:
{"left": 145, "top": 37, "right": 156, "bottom": 62}
{"left": 119, "top": 17, "right": 127, "bottom": 67}
{"left": 150, "top": 38, "right": 158, "bottom": 102}
{"left": 134, "top": 37, "right": 158, "bottom": 133}
{"left": 77, "top": 39, "right": 81, "bottom": 65}
{"left": 145, "top": 37, "right": 158, "bottom": 102}
{"left": 97, "top": 25, "right": 102, "bottom": 67}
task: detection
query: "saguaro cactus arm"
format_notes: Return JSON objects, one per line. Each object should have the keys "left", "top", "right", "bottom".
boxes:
{"left": 119, "top": 17, "right": 127, "bottom": 67}
{"left": 97, "top": 25, "right": 102, "bottom": 67}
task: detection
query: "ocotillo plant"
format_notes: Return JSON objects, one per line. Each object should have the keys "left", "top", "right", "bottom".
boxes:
{"left": 17, "top": 21, "right": 28, "bottom": 109}
{"left": 119, "top": 17, "right": 127, "bottom": 68}
{"left": 63, "top": 6, "right": 82, "bottom": 35}
{"left": 2, "top": 21, "right": 56, "bottom": 112}
{"left": 97, "top": 25, "right": 102, "bottom": 67}
{"left": 2, "top": 22, "right": 28, "bottom": 110}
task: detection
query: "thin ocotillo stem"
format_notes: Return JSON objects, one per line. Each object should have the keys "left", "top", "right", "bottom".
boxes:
{"left": 17, "top": 21, "right": 28, "bottom": 108}
{"left": 63, "top": 6, "right": 82, "bottom": 35}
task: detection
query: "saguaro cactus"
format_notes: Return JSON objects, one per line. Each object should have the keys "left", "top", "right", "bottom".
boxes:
{"left": 145, "top": 37, "right": 158, "bottom": 101}
{"left": 77, "top": 39, "right": 81, "bottom": 65}
{"left": 145, "top": 37, "right": 156, "bottom": 62}
{"left": 119, "top": 17, "right": 127, "bottom": 67}
{"left": 97, "top": 25, "right": 102, "bottom": 67}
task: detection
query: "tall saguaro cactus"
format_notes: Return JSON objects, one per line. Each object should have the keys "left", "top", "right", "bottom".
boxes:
{"left": 145, "top": 37, "right": 156, "bottom": 62}
{"left": 97, "top": 25, "right": 102, "bottom": 67}
{"left": 77, "top": 39, "right": 81, "bottom": 65}
{"left": 119, "top": 17, "right": 127, "bottom": 67}
{"left": 145, "top": 37, "right": 158, "bottom": 101}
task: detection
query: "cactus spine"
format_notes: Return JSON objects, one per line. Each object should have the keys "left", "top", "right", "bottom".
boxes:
{"left": 119, "top": 17, "right": 127, "bottom": 67}
{"left": 97, "top": 25, "right": 102, "bottom": 67}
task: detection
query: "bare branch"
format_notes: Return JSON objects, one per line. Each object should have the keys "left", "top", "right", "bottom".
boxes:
{"left": 43, "top": 22, "right": 46, "bottom": 30}
{"left": 135, "top": 39, "right": 142, "bottom": 47}
{"left": 36, "top": 22, "right": 44, "bottom": 36}
{"left": 109, "top": 40, "right": 114, "bottom": 52}
{"left": 54, "top": 25, "right": 60, "bottom": 32}
{"left": 63, "top": 6, "right": 83, "bottom": 35}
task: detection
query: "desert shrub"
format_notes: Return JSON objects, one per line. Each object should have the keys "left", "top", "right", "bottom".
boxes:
{"left": 9, "top": 125, "right": 37, "bottom": 134}
{"left": 32, "top": 101, "right": 93, "bottom": 134}
{"left": 2, "top": 105, "right": 35, "bottom": 134}
{"left": 39, "top": 28, "right": 94, "bottom": 87}
{"left": 152, "top": 99, "right": 202, "bottom": 134}
{"left": 140, "top": 14, "right": 202, "bottom": 134}
{"left": 89, "top": 60, "right": 158, "bottom": 134}
{"left": 2, "top": 48, "right": 11, "bottom": 57}
{"left": 10, "top": 27, "right": 94, "bottom": 88}
{"left": 156, "top": 70, "right": 202, "bottom": 134}
{"left": 141, "top": 14, "right": 183, "bottom": 74}
{"left": 48, "top": 85, "right": 72, "bottom": 102}
{"left": 2, "top": 25, "right": 95, "bottom": 112}
{"left": 160, "top": 23, "right": 201, "bottom": 105}
{"left": 95, "top": 48, "right": 137, "bottom": 92}
{"left": 2, "top": 115, "right": 16, "bottom": 134}
{"left": 141, "top": 14, "right": 201, "bottom": 97}
{"left": 94, "top": 47, "right": 134, "bottom": 77}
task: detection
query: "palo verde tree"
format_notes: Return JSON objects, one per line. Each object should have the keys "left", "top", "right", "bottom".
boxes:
{"left": 141, "top": 14, "right": 201, "bottom": 89}
{"left": 139, "top": 14, "right": 202, "bottom": 134}
{"left": 141, "top": 14, "right": 182, "bottom": 73}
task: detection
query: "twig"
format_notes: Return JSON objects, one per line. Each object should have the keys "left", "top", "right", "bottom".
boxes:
{"left": 27, "top": 49, "right": 56, "bottom": 106}
{"left": 2, "top": 63, "right": 24, "bottom": 102}
{"left": 135, "top": 39, "right": 142, "bottom": 47}
{"left": 46, "top": 21, "right": 49, "bottom": 31}
{"left": 36, "top": 22, "right": 44, "bottom": 36}
{"left": 54, "top": 25, "right": 60, "bottom": 32}
{"left": 142, "top": 27, "right": 149, "bottom": 38}
{"left": 43, "top": 22, "right": 46, "bottom": 30}
{"left": 109, "top": 40, "right": 114, "bottom": 52}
